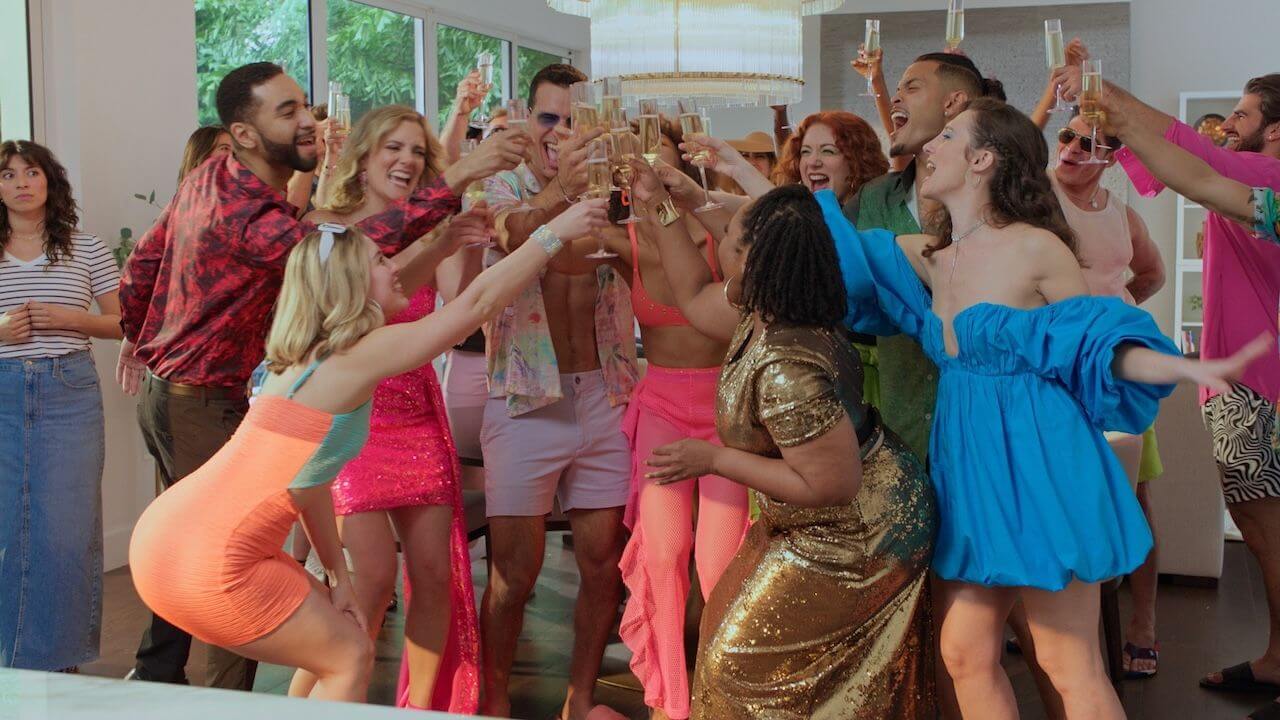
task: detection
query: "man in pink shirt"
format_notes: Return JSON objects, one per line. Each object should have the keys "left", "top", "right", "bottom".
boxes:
{"left": 1057, "top": 67, "right": 1280, "bottom": 708}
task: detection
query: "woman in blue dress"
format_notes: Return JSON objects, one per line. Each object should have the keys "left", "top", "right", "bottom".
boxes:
{"left": 677, "top": 98, "right": 1271, "bottom": 720}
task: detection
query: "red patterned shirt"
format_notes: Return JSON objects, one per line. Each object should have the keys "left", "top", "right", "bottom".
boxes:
{"left": 119, "top": 154, "right": 460, "bottom": 387}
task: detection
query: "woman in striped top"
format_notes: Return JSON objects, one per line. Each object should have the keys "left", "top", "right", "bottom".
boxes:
{"left": 0, "top": 139, "right": 122, "bottom": 672}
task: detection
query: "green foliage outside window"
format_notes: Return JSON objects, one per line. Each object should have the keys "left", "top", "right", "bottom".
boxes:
{"left": 327, "top": 0, "right": 418, "bottom": 121}
{"left": 194, "top": 0, "right": 310, "bottom": 127}
{"left": 435, "top": 24, "right": 506, "bottom": 131}
{"left": 517, "top": 46, "right": 566, "bottom": 104}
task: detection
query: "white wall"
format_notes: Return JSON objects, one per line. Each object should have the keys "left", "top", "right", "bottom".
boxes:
{"left": 38, "top": 0, "right": 198, "bottom": 570}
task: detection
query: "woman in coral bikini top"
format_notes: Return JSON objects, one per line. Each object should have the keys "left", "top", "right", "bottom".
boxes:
{"left": 597, "top": 121, "right": 751, "bottom": 720}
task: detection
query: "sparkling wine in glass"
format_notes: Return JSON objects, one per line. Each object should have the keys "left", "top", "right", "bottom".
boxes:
{"left": 861, "top": 19, "right": 881, "bottom": 98}
{"left": 504, "top": 99, "right": 535, "bottom": 212}
{"left": 1045, "top": 20, "right": 1072, "bottom": 113}
{"left": 612, "top": 124, "right": 643, "bottom": 224}
{"left": 600, "top": 77, "right": 623, "bottom": 122}
{"left": 583, "top": 139, "right": 618, "bottom": 259}
{"left": 678, "top": 101, "right": 723, "bottom": 214}
{"left": 637, "top": 99, "right": 662, "bottom": 165}
{"left": 470, "top": 51, "right": 496, "bottom": 130}
{"left": 1078, "top": 59, "right": 1112, "bottom": 165}
{"left": 458, "top": 139, "right": 496, "bottom": 248}
{"left": 945, "top": 0, "right": 965, "bottom": 50}
{"left": 326, "top": 81, "right": 344, "bottom": 117}
{"left": 570, "top": 81, "right": 600, "bottom": 136}
{"left": 332, "top": 94, "right": 352, "bottom": 137}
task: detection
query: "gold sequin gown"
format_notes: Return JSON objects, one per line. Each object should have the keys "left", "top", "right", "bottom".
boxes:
{"left": 691, "top": 319, "right": 937, "bottom": 719}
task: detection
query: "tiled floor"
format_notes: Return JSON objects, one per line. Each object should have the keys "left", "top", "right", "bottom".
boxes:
{"left": 83, "top": 536, "right": 1274, "bottom": 719}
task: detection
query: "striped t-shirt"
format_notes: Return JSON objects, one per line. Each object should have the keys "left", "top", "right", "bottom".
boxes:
{"left": 0, "top": 233, "right": 120, "bottom": 359}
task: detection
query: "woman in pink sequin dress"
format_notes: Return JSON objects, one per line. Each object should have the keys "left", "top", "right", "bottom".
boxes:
{"left": 291, "top": 105, "right": 487, "bottom": 711}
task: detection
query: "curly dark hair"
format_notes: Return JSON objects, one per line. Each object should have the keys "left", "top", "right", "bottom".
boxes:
{"left": 739, "top": 184, "right": 848, "bottom": 327}
{"left": 925, "top": 98, "right": 1075, "bottom": 258}
{"left": 0, "top": 140, "right": 80, "bottom": 265}
{"left": 773, "top": 111, "right": 889, "bottom": 197}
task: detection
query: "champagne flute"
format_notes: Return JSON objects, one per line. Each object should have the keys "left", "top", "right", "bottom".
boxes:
{"left": 583, "top": 139, "right": 618, "bottom": 259}
{"left": 332, "top": 94, "right": 352, "bottom": 137}
{"left": 505, "top": 99, "right": 535, "bottom": 212}
{"left": 570, "top": 81, "right": 600, "bottom": 136}
{"left": 326, "top": 81, "right": 344, "bottom": 117}
{"left": 1078, "top": 59, "right": 1112, "bottom": 165}
{"left": 861, "top": 19, "right": 881, "bottom": 98}
{"left": 677, "top": 101, "right": 723, "bottom": 214}
{"left": 945, "top": 0, "right": 965, "bottom": 50}
{"left": 458, "top": 139, "right": 496, "bottom": 248}
{"left": 470, "top": 51, "right": 496, "bottom": 130}
{"left": 612, "top": 122, "right": 643, "bottom": 224}
{"left": 1045, "top": 20, "right": 1072, "bottom": 113}
{"left": 600, "top": 77, "right": 623, "bottom": 122}
{"left": 637, "top": 98, "right": 662, "bottom": 165}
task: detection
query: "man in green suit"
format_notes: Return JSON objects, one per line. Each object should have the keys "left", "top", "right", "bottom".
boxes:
{"left": 844, "top": 51, "right": 1000, "bottom": 462}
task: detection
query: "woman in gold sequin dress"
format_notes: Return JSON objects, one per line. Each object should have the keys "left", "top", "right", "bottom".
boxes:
{"left": 625, "top": 167, "right": 938, "bottom": 718}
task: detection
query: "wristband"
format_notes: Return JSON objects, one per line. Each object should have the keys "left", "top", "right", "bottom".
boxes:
{"left": 531, "top": 225, "right": 565, "bottom": 256}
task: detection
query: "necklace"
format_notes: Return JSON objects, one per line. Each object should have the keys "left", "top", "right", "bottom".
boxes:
{"left": 1088, "top": 185, "right": 1103, "bottom": 209}
{"left": 948, "top": 219, "right": 988, "bottom": 282}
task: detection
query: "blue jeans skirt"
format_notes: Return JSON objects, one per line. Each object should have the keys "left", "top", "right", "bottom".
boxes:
{"left": 0, "top": 351, "right": 104, "bottom": 670}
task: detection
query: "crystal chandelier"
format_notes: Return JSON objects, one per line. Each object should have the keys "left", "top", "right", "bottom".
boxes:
{"left": 546, "top": 0, "right": 841, "bottom": 107}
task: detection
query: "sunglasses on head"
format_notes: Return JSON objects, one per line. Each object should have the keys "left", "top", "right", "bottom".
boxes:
{"left": 1057, "top": 128, "right": 1109, "bottom": 154}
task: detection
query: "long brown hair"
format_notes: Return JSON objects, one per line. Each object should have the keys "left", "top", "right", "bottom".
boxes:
{"left": 177, "top": 126, "right": 230, "bottom": 184}
{"left": 325, "top": 105, "right": 444, "bottom": 215}
{"left": 0, "top": 140, "right": 80, "bottom": 265}
{"left": 773, "top": 111, "right": 888, "bottom": 198}
{"left": 925, "top": 98, "right": 1075, "bottom": 257}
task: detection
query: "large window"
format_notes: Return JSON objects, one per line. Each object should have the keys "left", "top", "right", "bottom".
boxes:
{"left": 435, "top": 24, "right": 508, "bottom": 130}
{"left": 327, "top": 0, "right": 422, "bottom": 120}
{"left": 194, "top": 0, "right": 311, "bottom": 127}
{"left": 516, "top": 46, "right": 567, "bottom": 104}
{"left": 193, "top": 1, "right": 573, "bottom": 133}
{"left": 0, "top": 0, "right": 32, "bottom": 140}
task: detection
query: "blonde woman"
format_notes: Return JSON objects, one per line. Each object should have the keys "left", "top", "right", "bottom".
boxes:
{"left": 287, "top": 104, "right": 481, "bottom": 710}
{"left": 129, "top": 197, "right": 606, "bottom": 703}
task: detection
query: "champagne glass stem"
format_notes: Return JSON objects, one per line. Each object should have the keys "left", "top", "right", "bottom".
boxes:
{"left": 699, "top": 165, "right": 713, "bottom": 205}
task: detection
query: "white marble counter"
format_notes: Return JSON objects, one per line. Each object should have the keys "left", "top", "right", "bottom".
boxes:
{"left": 0, "top": 669, "right": 480, "bottom": 719}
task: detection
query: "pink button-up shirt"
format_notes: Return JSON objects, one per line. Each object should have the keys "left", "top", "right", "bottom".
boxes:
{"left": 1117, "top": 120, "right": 1280, "bottom": 404}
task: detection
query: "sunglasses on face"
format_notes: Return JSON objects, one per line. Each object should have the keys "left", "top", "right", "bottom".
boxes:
{"left": 1057, "top": 128, "right": 1110, "bottom": 155}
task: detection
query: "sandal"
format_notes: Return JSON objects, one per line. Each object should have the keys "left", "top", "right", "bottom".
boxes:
{"left": 1248, "top": 701, "right": 1280, "bottom": 720}
{"left": 1123, "top": 642, "right": 1159, "bottom": 679}
{"left": 1201, "top": 662, "right": 1280, "bottom": 694}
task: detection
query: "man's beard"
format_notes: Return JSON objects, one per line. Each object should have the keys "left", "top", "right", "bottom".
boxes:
{"left": 1232, "top": 128, "right": 1266, "bottom": 153}
{"left": 260, "top": 131, "right": 318, "bottom": 173}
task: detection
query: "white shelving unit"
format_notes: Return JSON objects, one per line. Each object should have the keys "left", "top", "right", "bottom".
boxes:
{"left": 1173, "top": 91, "right": 1241, "bottom": 352}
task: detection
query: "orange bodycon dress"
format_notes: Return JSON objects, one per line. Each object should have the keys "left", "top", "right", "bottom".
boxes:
{"left": 129, "top": 360, "right": 370, "bottom": 648}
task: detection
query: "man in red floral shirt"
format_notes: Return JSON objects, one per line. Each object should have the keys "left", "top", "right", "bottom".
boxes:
{"left": 116, "top": 62, "right": 525, "bottom": 690}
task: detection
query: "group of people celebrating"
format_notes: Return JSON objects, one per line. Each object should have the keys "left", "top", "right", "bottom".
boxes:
{"left": 1, "top": 27, "right": 1278, "bottom": 720}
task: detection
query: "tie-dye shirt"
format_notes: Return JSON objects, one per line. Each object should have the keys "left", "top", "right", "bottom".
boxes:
{"left": 480, "top": 164, "right": 638, "bottom": 417}
{"left": 1255, "top": 187, "right": 1280, "bottom": 244}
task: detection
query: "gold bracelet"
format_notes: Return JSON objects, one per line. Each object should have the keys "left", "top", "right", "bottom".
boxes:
{"left": 655, "top": 194, "right": 682, "bottom": 227}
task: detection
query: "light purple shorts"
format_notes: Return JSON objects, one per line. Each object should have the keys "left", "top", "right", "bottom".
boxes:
{"left": 480, "top": 371, "right": 631, "bottom": 517}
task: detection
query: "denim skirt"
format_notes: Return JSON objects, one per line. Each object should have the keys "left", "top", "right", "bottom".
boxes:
{"left": 0, "top": 351, "right": 104, "bottom": 670}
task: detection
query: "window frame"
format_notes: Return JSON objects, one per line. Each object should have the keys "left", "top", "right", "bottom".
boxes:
{"left": 5, "top": 0, "right": 41, "bottom": 141}
{"left": 197, "top": 0, "right": 578, "bottom": 133}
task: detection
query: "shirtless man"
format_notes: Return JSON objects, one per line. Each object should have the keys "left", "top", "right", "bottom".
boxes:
{"left": 477, "top": 63, "right": 638, "bottom": 720}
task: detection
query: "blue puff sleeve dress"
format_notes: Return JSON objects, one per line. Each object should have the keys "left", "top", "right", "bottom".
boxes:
{"left": 816, "top": 189, "right": 1180, "bottom": 591}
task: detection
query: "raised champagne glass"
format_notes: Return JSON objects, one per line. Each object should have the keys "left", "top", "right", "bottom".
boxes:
{"left": 1078, "top": 59, "right": 1112, "bottom": 165}
{"left": 678, "top": 100, "right": 723, "bottom": 214}
{"left": 945, "top": 0, "right": 965, "bottom": 50}
{"left": 638, "top": 98, "right": 662, "bottom": 165}
{"left": 458, "top": 139, "right": 496, "bottom": 248}
{"left": 470, "top": 51, "right": 496, "bottom": 130}
{"left": 583, "top": 138, "right": 618, "bottom": 259}
{"left": 861, "top": 19, "right": 881, "bottom": 98}
{"left": 1045, "top": 20, "right": 1072, "bottom": 113}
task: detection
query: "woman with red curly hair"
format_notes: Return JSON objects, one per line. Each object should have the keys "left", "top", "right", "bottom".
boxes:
{"left": 773, "top": 111, "right": 889, "bottom": 204}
